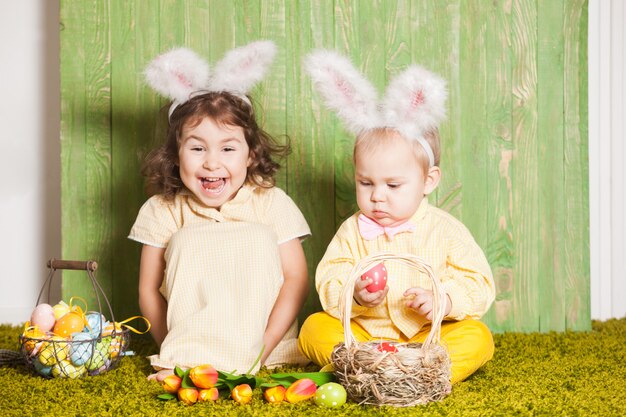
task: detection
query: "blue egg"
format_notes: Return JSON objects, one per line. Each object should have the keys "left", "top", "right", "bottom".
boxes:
{"left": 33, "top": 359, "right": 52, "bottom": 376}
{"left": 69, "top": 332, "right": 96, "bottom": 366}
{"left": 84, "top": 313, "right": 107, "bottom": 336}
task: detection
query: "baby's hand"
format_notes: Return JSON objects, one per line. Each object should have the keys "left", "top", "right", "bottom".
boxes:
{"left": 353, "top": 278, "right": 388, "bottom": 308}
{"left": 403, "top": 287, "right": 452, "bottom": 321}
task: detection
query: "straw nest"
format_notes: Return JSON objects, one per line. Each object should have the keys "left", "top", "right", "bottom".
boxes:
{"left": 331, "top": 253, "right": 452, "bottom": 407}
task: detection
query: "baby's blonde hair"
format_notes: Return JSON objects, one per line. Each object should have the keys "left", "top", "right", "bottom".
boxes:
{"left": 354, "top": 127, "right": 440, "bottom": 174}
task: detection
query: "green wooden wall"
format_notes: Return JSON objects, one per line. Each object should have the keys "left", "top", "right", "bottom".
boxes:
{"left": 60, "top": 0, "right": 589, "bottom": 333}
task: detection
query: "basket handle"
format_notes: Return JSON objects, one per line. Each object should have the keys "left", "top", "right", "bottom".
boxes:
{"left": 35, "top": 258, "right": 118, "bottom": 336}
{"left": 338, "top": 252, "right": 447, "bottom": 350}
{"left": 47, "top": 259, "right": 98, "bottom": 272}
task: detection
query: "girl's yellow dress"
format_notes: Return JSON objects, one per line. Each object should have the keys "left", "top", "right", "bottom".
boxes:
{"left": 129, "top": 185, "right": 310, "bottom": 373}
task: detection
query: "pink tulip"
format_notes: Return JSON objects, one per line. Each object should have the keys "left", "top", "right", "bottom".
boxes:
{"left": 285, "top": 378, "right": 317, "bottom": 403}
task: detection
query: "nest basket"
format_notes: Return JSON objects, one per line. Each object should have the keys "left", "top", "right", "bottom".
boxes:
{"left": 331, "top": 252, "right": 452, "bottom": 407}
{"left": 19, "top": 259, "right": 131, "bottom": 378}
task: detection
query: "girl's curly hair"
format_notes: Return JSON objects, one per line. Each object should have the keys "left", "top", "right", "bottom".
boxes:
{"left": 142, "top": 91, "right": 289, "bottom": 199}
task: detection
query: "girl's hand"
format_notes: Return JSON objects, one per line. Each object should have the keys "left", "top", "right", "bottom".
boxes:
{"left": 403, "top": 287, "right": 452, "bottom": 321}
{"left": 353, "top": 278, "right": 388, "bottom": 308}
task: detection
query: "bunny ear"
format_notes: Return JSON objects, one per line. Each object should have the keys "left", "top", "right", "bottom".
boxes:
{"left": 381, "top": 65, "right": 447, "bottom": 138}
{"left": 304, "top": 50, "right": 381, "bottom": 135}
{"left": 144, "top": 47, "right": 210, "bottom": 103}
{"left": 209, "top": 40, "right": 277, "bottom": 95}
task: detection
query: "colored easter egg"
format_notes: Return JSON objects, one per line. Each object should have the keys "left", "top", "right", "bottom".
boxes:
{"left": 52, "top": 301, "right": 70, "bottom": 320}
{"left": 376, "top": 341, "right": 399, "bottom": 353}
{"left": 30, "top": 340, "right": 45, "bottom": 357}
{"left": 102, "top": 321, "right": 122, "bottom": 337}
{"left": 21, "top": 325, "right": 48, "bottom": 356}
{"left": 38, "top": 336, "right": 68, "bottom": 366}
{"left": 109, "top": 334, "right": 125, "bottom": 358}
{"left": 360, "top": 262, "right": 388, "bottom": 292}
{"left": 30, "top": 304, "right": 56, "bottom": 332}
{"left": 314, "top": 382, "right": 347, "bottom": 408}
{"left": 85, "top": 339, "right": 109, "bottom": 371}
{"left": 84, "top": 313, "right": 106, "bottom": 335}
{"left": 33, "top": 359, "right": 53, "bottom": 377}
{"left": 69, "top": 332, "right": 95, "bottom": 366}
{"left": 51, "top": 360, "right": 86, "bottom": 379}
{"left": 53, "top": 311, "right": 85, "bottom": 338}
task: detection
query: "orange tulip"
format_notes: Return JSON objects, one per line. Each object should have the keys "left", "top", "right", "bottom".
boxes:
{"left": 161, "top": 375, "right": 182, "bottom": 394}
{"left": 189, "top": 364, "right": 218, "bottom": 389}
{"left": 177, "top": 387, "right": 199, "bottom": 405}
{"left": 285, "top": 378, "right": 317, "bottom": 403}
{"left": 198, "top": 387, "right": 219, "bottom": 402}
{"left": 263, "top": 385, "right": 286, "bottom": 403}
{"left": 231, "top": 384, "right": 253, "bottom": 404}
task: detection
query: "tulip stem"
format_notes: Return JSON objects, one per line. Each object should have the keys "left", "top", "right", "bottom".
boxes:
{"left": 245, "top": 344, "right": 265, "bottom": 375}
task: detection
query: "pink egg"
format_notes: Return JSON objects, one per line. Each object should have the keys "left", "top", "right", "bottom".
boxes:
{"left": 30, "top": 303, "right": 56, "bottom": 332}
{"left": 361, "top": 262, "right": 388, "bottom": 292}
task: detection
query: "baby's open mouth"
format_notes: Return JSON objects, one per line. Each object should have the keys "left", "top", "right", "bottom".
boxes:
{"left": 200, "top": 177, "right": 226, "bottom": 193}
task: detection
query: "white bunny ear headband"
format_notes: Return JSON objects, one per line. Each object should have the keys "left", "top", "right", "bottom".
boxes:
{"left": 145, "top": 40, "right": 277, "bottom": 118}
{"left": 304, "top": 50, "right": 447, "bottom": 167}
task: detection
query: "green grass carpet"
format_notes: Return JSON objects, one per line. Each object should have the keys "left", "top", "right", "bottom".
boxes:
{"left": 1, "top": 319, "right": 625, "bottom": 416}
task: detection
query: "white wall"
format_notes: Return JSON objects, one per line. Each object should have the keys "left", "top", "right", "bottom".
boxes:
{"left": 0, "top": 0, "right": 61, "bottom": 324}
{"left": 0, "top": 0, "right": 623, "bottom": 325}
{"left": 589, "top": 0, "right": 626, "bottom": 320}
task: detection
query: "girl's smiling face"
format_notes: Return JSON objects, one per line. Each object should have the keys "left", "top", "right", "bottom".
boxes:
{"left": 178, "top": 117, "right": 251, "bottom": 209}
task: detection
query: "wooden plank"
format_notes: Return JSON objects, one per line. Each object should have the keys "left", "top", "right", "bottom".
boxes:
{"left": 482, "top": 0, "right": 514, "bottom": 332}
{"left": 82, "top": 0, "right": 112, "bottom": 313}
{"left": 60, "top": 0, "right": 88, "bottom": 303}
{"left": 206, "top": 0, "right": 235, "bottom": 59}
{"left": 61, "top": 0, "right": 113, "bottom": 312}
{"left": 186, "top": 0, "right": 212, "bottom": 54}
{"left": 234, "top": 0, "right": 262, "bottom": 44}
{"left": 286, "top": 0, "right": 335, "bottom": 320}
{"left": 333, "top": 0, "right": 360, "bottom": 225}
{"left": 511, "top": 0, "right": 539, "bottom": 332}
{"left": 537, "top": 0, "right": 566, "bottom": 332}
{"left": 459, "top": 0, "right": 496, "bottom": 327}
{"left": 256, "top": 0, "right": 286, "bottom": 190}
{"left": 563, "top": 0, "right": 590, "bottom": 331}
{"left": 385, "top": 0, "right": 412, "bottom": 91}
{"left": 159, "top": 0, "right": 186, "bottom": 51}
{"left": 410, "top": 0, "right": 462, "bottom": 216}
{"left": 109, "top": 0, "right": 161, "bottom": 320}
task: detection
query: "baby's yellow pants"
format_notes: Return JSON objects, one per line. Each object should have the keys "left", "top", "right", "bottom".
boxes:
{"left": 297, "top": 312, "right": 494, "bottom": 384}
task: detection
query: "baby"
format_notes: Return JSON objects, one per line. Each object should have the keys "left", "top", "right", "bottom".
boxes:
{"left": 298, "top": 50, "right": 496, "bottom": 384}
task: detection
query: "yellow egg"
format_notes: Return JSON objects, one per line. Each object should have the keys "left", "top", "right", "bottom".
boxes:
{"left": 38, "top": 336, "right": 68, "bottom": 366}
{"left": 51, "top": 360, "right": 86, "bottom": 379}
{"left": 53, "top": 312, "right": 85, "bottom": 338}
{"left": 52, "top": 301, "right": 70, "bottom": 320}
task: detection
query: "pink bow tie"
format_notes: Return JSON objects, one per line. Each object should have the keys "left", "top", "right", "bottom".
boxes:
{"left": 358, "top": 214, "right": 416, "bottom": 241}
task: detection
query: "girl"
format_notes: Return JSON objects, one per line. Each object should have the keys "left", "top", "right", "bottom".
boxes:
{"left": 129, "top": 43, "right": 310, "bottom": 378}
